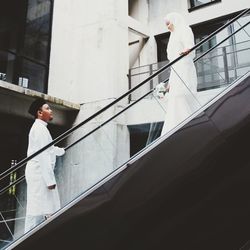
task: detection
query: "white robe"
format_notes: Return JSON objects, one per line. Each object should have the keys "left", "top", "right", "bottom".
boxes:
{"left": 25, "top": 119, "right": 65, "bottom": 216}
{"left": 161, "top": 25, "right": 199, "bottom": 135}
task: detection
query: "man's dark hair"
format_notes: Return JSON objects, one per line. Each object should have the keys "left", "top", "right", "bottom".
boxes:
{"left": 28, "top": 98, "right": 46, "bottom": 117}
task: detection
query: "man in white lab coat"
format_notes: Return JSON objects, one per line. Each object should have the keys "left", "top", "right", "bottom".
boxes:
{"left": 24, "top": 98, "right": 65, "bottom": 233}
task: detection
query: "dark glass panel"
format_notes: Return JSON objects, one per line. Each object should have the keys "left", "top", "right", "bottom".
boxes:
{"left": 0, "top": 50, "right": 16, "bottom": 83}
{"left": 0, "top": 0, "right": 53, "bottom": 93}
{"left": 0, "top": 0, "right": 25, "bottom": 53}
{"left": 17, "top": 58, "right": 47, "bottom": 92}
{"left": 22, "top": 0, "right": 52, "bottom": 64}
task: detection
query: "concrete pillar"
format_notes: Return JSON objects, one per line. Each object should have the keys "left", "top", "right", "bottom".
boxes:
{"left": 48, "top": 0, "right": 129, "bottom": 104}
{"left": 47, "top": 1, "right": 131, "bottom": 206}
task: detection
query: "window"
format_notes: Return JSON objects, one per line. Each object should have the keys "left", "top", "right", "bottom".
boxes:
{"left": 193, "top": 14, "right": 250, "bottom": 90}
{"left": 189, "top": 0, "right": 221, "bottom": 12}
{"left": 0, "top": 0, "right": 53, "bottom": 93}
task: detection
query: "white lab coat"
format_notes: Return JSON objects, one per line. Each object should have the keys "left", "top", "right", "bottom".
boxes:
{"left": 25, "top": 119, "right": 65, "bottom": 216}
{"left": 161, "top": 13, "right": 199, "bottom": 135}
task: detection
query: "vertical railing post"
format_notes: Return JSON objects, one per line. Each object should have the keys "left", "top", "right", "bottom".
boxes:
{"left": 149, "top": 64, "right": 153, "bottom": 90}
{"left": 222, "top": 46, "right": 230, "bottom": 84}
{"left": 128, "top": 69, "right": 132, "bottom": 103}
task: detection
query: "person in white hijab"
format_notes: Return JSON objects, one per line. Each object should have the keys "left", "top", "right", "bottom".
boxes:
{"left": 160, "top": 12, "right": 199, "bottom": 135}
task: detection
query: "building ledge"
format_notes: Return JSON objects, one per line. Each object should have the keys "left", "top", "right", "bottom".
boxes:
{"left": 0, "top": 80, "right": 80, "bottom": 126}
{"left": 0, "top": 80, "right": 80, "bottom": 111}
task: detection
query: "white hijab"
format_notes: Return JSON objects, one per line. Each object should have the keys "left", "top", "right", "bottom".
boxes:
{"left": 164, "top": 12, "right": 195, "bottom": 61}
{"left": 164, "top": 12, "right": 189, "bottom": 34}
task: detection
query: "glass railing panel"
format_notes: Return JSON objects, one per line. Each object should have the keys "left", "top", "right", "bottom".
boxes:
{"left": 0, "top": 219, "right": 13, "bottom": 249}
{"left": 56, "top": 131, "right": 115, "bottom": 207}
{"left": 99, "top": 91, "right": 167, "bottom": 160}
{"left": 194, "top": 14, "right": 250, "bottom": 105}
{"left": 56, "top": 86, "right": 168, "bottom": 207}
{"left": 234, "top": 14, "right": 250, "bottom": 41}
{"left": 129, "top": 64, "right": 152, "bottom": 101}
{"left": 129, "top": 61, "right": 171, "bottom": 101}
{"left": 0, "top": 180, "right": 27, "bottom": 249}
{"left": 156, "top": 66, "right": 202, "bottom": 136}
{"left": 196, "top": 47, "right": 228, "bottom": 90}
{"left": 0, "top": 80, "right": 169, "bottom": 245}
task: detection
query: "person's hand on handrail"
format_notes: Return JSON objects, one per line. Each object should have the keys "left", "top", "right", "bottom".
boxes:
{"left": 180, "top": 48, "right": 191, "bottom": 56}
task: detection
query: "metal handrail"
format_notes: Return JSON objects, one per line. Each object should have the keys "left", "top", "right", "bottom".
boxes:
{"left": 1, "top": 14, "right": 249, "bottom": 194}
{"left": 0, "top": 90, "right": 154, "bottom": 195}
{"left": 130, "top": 40, "right": 250, "bottom": 77}
{"left": 0, "top": 8, "right": 249, "bottom": 184}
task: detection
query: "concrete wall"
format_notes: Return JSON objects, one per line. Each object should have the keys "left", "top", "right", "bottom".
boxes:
{"left": 128, "top": 0, "right": 157, "bottom": 69}
{"left": 148, "top": 0, "right": 249, "bottom": 35}
{"left": 55, "top": 100, "right": 130, "bottom": 206}
{"left": 48, "top": 0, "right": 129, "bottom": 104}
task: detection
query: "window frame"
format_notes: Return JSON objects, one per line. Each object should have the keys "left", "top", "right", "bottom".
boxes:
{"left": 188, "top": 0, "right": 222, "bottom": 12}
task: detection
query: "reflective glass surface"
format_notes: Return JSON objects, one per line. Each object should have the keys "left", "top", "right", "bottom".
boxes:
{"left": 0, "top": 0, "right": 53, "bottom": 93}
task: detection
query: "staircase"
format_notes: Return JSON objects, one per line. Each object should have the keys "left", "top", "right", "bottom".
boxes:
{"left": 0, "top": 8, "right": 250, "bottom": 250}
